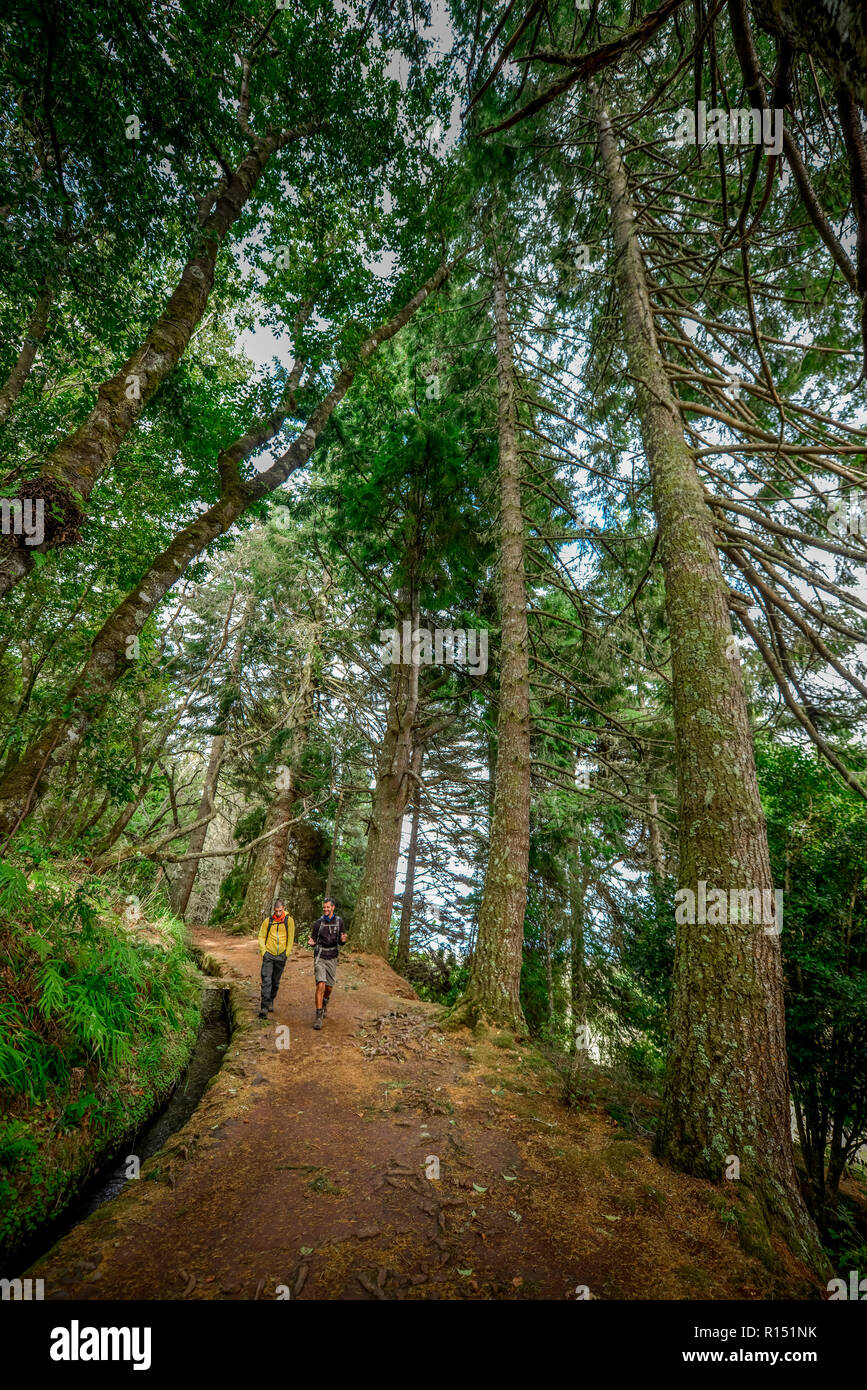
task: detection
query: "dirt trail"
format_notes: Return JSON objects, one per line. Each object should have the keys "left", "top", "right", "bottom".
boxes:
{"left": 28, "top": 930, "right": 818, "bottom": 1300}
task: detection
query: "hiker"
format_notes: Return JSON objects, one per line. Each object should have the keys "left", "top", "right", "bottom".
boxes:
{"left": 258, "top": 899, "right": 295, "bottom": 1020}
{"left": 307, "top": 898, "right": 347, "bottom": 1030}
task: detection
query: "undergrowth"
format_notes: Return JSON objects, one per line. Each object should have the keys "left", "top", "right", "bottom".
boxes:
{"left": 0, "top": 859, "right": 201, "bottom": 1258}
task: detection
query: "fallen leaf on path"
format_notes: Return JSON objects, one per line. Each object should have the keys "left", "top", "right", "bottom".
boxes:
{"left": 472, "top": 1184, "right": 487, "bottom": 1193}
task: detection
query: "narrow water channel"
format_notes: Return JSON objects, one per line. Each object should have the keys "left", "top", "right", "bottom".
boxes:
{"left": 5, "top": 983, "right": 231, "bottom": 1278}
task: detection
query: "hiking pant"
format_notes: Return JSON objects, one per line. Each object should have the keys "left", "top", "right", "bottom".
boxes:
{"left": 260, "top": 951, "right": 287, "bottom": 1011}
{"left": 314, "top": 954, "right": 338, "bottom": 987}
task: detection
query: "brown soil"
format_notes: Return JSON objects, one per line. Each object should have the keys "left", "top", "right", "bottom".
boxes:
{"left": 27, "top": 929, "right": 824, "bottom": 1301}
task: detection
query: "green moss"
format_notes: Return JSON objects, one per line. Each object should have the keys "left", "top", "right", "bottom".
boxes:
{"left": 601, "top": 1141, "right": 644, "bottom": 1177}
{"left": 308, "top": 1173, "right": 344, "bottom": 1196}
{"left": 728, "top": 1189, "right": 783, "bottom": 1272}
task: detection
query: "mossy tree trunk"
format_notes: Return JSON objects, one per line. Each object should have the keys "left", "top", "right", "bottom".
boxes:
{"left": 171, "top": 594, "right": 251, "bottom": 920}
{"left": 233, "top": 781, "right": 300, "bottom": 935}
{"left": 568, "top": 841, "right": 589, "bottom": 1053}
{"left": 324, "top": 788, "right": 344, "bottom": 902}
{"left": 0, "top": 273, "right": 55, "bottom": 427}
{"left": 648, "top": 793, "right": 666, "bottom": 882}
{"left": 352, "top": 596, "right": 421, "bottom": 957}
{"left": 595, "top": 90, "right": 824, "bottom": 1268}
{"left": 234, "top": 623, "right": 320, "bottom": 936}
{"left": 395, "top": 749, "right": 423, "bottom": 976}
{"left": 451, "top": 259, "right": 530, "bottom": 1032}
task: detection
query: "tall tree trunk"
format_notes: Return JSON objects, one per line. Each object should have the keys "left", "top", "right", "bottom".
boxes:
{"left": 0, "top": 275, "right": 55, "bottom": 427}
{"left": 233, "top": 638, "right": 318, "bottom": 936}
{"left": 0, "top": 262, "right": 450, "bottom": 842}
{"left": 233, "top": 782, "right": 299, "bottom": 934}
{"left": 352, "top": 602, "right": 420, "bottom": 957}
{"left": 73, "top": 789, "right": 111, "bottom": 841}
{"left": 452, "top": 259, "right": 530, "bottom": 1032}
{"left": 170, "top": 733, "right": 229, "bottom": 919}
{"left": 543, "top": 888, "right": 555, "bottom": 1029}
{"left": 170, "top": 595, "right": 251, "bottom": 919}
{"left": 324, "top": 788, "right": 344, "bottom": 901}
{"left": 395, "top": 749, "right": 423, "bottom": 976}
{"left": 648, "top": 793, "right": 666, "bottom": 882}
{"left": 569, "top": 842, "right": 588, "bottom": 1052}
{"left": 595, "top": 89, "right": 824, "bottom": 1268}
{"left": 0, "top": 125, "right": 319, "bottom": 598}
{"left": 286, "top": 820, "right": 327, "bottom": 928}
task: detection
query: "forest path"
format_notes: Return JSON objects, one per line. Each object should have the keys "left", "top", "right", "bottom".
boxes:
{"left": 28, "top": 930, "right": 811, "bottom": 1300}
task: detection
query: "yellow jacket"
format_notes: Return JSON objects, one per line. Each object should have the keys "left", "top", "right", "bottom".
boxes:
{"left": 258, "top": 913, "right": 295, "bottom": 957}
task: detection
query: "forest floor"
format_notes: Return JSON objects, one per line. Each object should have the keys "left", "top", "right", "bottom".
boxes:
{"left": 27, "top": 928, "right": 825, "bottom": 1300}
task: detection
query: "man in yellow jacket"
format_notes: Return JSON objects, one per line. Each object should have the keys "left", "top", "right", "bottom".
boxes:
{"left": 258, "top": 899, "right": 295, "bottom": 1020}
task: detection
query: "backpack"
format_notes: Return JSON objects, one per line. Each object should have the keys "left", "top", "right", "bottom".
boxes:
{"left": 315, "top": 915, "right": 342, "bottom": 953}
{"left": 266, "top": 913, "right": 288, "bottom": 954}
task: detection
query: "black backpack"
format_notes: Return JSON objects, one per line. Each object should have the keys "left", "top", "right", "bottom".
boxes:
{"left": 315, "top": 915, "right": 342, "bottom": 952}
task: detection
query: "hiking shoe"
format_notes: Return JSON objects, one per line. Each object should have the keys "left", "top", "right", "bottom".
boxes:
{"left": 313, "top": 1009, "right": 324, "bottom": 1030}
{"left": 322, "top": 1001, "right": 328, "bottom": 1017}
{"left": 267, "top": 1004, "right": 275, "bottom": 1013}
{"left": 258, "top": 1009, "right": 268, "bottom": 1020}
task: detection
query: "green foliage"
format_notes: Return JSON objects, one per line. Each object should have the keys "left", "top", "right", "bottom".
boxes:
{"left": 405, "top": 946, "right": 469, "bottom": 1007}
{"left": 617, "top": 882, "right": 676, "bottom": 1055}
{"left": 0, "top": 861, "right": 199, "bottom": 1106}
{"left": 209, "top": 863, "right": 251, "bottom": 926}
{"left": 0, "top": 858, "right": 201, "bottom": 1256}
{"left": 758, "top": 742, "right": 867, "bottom": 1227}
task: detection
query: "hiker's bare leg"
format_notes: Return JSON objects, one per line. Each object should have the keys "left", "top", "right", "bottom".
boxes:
{"left": 316, "top": 981, "right": 326, "bottom": 1009}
